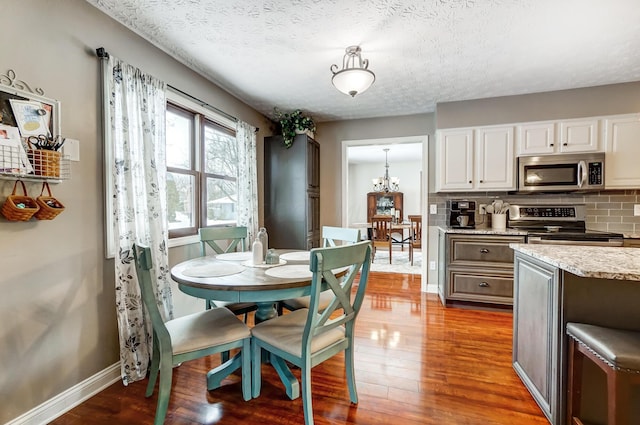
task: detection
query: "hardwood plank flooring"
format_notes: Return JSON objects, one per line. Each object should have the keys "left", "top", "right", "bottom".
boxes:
{"left": 50, "top": 272, "right": 548, "bottom": 425}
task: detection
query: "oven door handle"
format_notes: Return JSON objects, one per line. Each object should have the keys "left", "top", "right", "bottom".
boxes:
{"left": 527, "top": 236, "right": 623, "bottom": 246}
{"left": 577, "top": 160, "right": 587, "bottom": 188}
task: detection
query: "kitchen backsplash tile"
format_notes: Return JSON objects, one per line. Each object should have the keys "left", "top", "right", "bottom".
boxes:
{"left": 429, "top": 189, "right": 640, "bottom": 236}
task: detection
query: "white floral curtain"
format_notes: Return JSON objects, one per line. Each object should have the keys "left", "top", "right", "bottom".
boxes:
{"left": 236, "top": 121, "right": 259, "bottom": 242}
{"left": 104, "top": 54, "right": 171, "bottom": 385}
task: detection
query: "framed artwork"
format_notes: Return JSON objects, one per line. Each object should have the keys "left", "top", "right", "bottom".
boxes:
{"left": 0, "top": 83, "right": 61, "bottom": 138}
{"left": 9, "top": 99, "right": 51, "bottom": 136}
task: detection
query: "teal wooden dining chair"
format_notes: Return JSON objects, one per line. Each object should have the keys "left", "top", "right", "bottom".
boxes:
{"left": 279, "top": 226, "right": 361, "bottom": 313}
{"left": 198, "top": 227, "right": 258, "bottom": 319}
{"left": 251, "top": 240, "right": 372, "bottom": 425}
{"left": 132, "top": 244, "right": 251, "bottom": 425}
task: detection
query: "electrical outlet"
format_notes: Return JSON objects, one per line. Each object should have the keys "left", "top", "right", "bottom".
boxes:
{"left": 429, "top": 204, "right": 437, "bottom": 214}
{"left": 479, "top": 204, "right": 487, "bottom": 215}
{"left": 429, "top": 261, "right": 436, "bottom": 270}
{"left": 634, "top": 204, "right": 640, "bottom": 216}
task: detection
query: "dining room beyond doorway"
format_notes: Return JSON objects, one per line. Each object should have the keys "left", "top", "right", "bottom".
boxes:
{"left": 342, "top": 136, "right": 427, "bottom": 281}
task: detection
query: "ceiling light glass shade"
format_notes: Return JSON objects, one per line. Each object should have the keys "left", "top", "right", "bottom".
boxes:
{"left": 330, "top": 46, "right": 375, "bottom": 97}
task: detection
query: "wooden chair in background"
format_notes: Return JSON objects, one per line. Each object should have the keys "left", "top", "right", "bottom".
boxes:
{"left": 199, "top": 227, "right": 258, "bottom": 320}
{"left": 132, "top": 244, "right": 251, "bottom": 425}
{"left": 251, "top": 241, "right": 372, "bottom": 425}
{"left": 371, "top": 215, "right": 392, "bottom": 264}
{"left": 408, "top": 215, "right": 422, "bottom": 266}
{"left": 279, "top": 226, "right": 361, "bottom": 313}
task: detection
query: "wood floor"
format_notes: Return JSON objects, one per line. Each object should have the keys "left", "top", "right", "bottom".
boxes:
{"left": 50, "top": 272, "right": 548, "bottom": 425}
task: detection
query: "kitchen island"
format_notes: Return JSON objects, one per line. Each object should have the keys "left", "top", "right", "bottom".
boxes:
{"left": 510, "top": 244, "right": 640, "bottom": 425}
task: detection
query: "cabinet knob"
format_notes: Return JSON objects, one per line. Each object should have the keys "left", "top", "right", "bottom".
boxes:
{"left": 468, "top": 180, "right": 472, "bottom": 184}
{"left": 563, "top": 142, "right": 568, "bottom": 146}
{"left": 549, "top": 143, "right": 554, "bottom": 147}
{"left": 479, "top": 180, "right": 483, "bottom": 183}
{"left": 479, "top": 248, "right": 489, "bottom": 253}
{"left": 478, "top": 282, "right": 489, "bottom": 287}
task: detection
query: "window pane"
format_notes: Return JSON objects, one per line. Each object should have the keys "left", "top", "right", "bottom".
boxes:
{"left": 204, "top": 123, "right": 237, "bottom": 177}
{"left": 167, "top": 172, "right": 195, "bottom": 230}
{"left": 166, "top": 108, "right": 192, "bottom": 169}
{"left": 206, "top": 177, "right": 237, "bottom": 226}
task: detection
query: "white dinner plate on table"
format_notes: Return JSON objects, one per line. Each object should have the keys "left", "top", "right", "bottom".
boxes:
{"left": 265, "top": 264, "right": 312, "bottom": 279}
{"left": 279, "top": 251, "right": 310, "bottom": 262}
{"left": 241, "top": 259, "right": 287, "bottom": 268}
{"left": 216, "top": 251, "right": 253, "bottom": 261}
{"left": 181, "top": 262, "right": 245, "bottom": 278}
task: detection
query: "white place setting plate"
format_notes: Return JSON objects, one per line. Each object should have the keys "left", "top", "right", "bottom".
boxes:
{"left": 216, "top": 251, "right": 253, "bottom": 261}
{"left": 279, "top": 251, "right": 310, "bottom": 262}
{"left": 181, "top": 262, "right": 245, "bottom": 278}
{"left": 264, "top": 264, "right": 312, "bottom": 279}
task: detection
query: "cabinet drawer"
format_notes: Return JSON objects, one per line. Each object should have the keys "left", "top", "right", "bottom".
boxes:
{"left": 449, "top": 235, "right": 524, "bottom": 267}
{"left": 448, "top": 270, "right": 514, "bottom": 304}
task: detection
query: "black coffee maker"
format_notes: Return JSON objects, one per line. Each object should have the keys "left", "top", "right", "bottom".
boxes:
{"left": 447, "top": 200, "right": 476, "bottom": 228}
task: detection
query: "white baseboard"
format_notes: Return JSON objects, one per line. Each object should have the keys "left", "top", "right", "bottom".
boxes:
{"left": 6, "top": 363, "right": 121, "bottom": 425}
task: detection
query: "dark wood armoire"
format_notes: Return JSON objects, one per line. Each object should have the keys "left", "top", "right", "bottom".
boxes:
{"left": 264, "top": 134, "right": 320, "bottom": 250}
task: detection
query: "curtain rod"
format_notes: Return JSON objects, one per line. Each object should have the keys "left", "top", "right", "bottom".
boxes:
{"left": 95, "top": 47, "right": 259, "bottom": 132}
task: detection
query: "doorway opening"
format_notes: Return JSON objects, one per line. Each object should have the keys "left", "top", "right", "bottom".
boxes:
{"left": 341, "top": 135, "right": 429, "bottom": 291}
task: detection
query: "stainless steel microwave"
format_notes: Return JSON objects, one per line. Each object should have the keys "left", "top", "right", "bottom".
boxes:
{"left": 517, "top": 153, "right": 605, "bottom": 193}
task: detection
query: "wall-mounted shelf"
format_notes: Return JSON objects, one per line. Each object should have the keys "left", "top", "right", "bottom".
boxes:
{"left": 0, "top": 145, "right": 70, "bottom": 183}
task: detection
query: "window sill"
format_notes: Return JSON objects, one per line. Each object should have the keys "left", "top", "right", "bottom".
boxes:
{"left": 168, "top": 234, "right": 199, "bottom": 248}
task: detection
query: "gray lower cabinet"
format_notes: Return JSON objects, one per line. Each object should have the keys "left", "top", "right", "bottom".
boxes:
{"left": 512, "top": 252, "right": 559, "bottom": 424}
{"left": 439, "top": 232, "right": 526, "bottom": 306}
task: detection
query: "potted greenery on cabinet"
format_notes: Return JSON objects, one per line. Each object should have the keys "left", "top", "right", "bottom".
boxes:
{"left": 273, "top": 108, "right": 316, "bottom": 148}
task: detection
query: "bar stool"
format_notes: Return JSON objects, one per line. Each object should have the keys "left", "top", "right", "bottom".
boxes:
{"left": 566, "top": 323, "right": 640, "bottom": 425}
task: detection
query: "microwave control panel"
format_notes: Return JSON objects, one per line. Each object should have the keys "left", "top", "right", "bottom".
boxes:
{"left": 588, "top": 162, "right": 603, "bottom": 185}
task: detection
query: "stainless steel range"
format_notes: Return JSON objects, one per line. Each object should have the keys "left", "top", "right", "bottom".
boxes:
{"left": 508, "top": 204, "right": 624, "bottom": 246}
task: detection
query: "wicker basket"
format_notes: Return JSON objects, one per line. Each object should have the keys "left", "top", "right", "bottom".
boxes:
{"left": 35, "top": 182, "right": 65, "bottom": 220}
{"left": 27, "top": 140, "right": 61, "bottom": 177}
{"left": 1, "top": 180, "right": 40, "bottom": 221}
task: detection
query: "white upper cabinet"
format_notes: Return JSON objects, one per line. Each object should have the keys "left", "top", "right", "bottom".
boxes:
{"left": 517, "top": 118, "right": 600, "bottom": 155}
{"left": 475, "top": 126, "right": 515, "bottom": 190}
{"left": 517, "top": 121, "right": 555, "bottom": 155}
{"left": 558, "top": 118, "right": 600, "bottom": 153}
{"left": 436, "top": 128, "right": 474, "bottom": 191}
{"left": 603, "top": 113, "right": 640, "bottom": 188}
{"left": 436, "top": 126, "right": 515, "bottom": 192}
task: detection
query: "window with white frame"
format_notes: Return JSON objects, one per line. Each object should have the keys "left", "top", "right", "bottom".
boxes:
{"left": 166, "top": 92, "right": 238, "bottom": 239}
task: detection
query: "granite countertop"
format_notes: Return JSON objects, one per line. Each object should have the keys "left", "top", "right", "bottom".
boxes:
{"left": 510, "top": 243, "right": 640, "bottom": 281}
{"left": 438, "top": 226, "right": 528, "bottom": 236}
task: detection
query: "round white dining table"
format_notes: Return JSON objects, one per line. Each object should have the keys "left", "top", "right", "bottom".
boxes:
{"left": 170, "top": 249, "right": 316, "bottom": 322}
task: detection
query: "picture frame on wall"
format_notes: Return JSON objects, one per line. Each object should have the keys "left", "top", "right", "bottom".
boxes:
{"left": 9, "top": 99, "right": 51, "bottom": 137}
{"left": 0, "top": 84, "right": 61, "bottom": 139}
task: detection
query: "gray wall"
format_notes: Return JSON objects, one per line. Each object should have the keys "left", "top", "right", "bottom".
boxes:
{"left": 317, "top": 114, "right": 435, "bottom": 227}
{"left": 0, "top": 1, "right": 271, "bottom": 422}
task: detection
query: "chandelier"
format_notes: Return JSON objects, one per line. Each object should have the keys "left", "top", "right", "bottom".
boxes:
{"left": 372, "top": 148, "right": 399, "bottom": 192}
{"left": 330, "top": 46, "right": 375, "bottom": 97}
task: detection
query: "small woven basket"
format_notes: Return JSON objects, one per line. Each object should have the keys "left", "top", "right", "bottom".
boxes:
{"left": 27, "top": 140, "right": 61, "bottom": 177}
{"left": 35, "top": 182, "right": 65, "bottom": 220}
{"left": 1, "top": 180, "right": 40, "bottom": 221}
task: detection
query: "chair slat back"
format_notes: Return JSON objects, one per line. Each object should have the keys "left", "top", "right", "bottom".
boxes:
{"left": 132, "top": 244, "right": 171, "bottom": 345}
{"left": 322, "top": 226, "right": 361, "bottom": 247}
{"left": 199, "top": 226, "right": 248, "bottom": 256}
{"left": 304, "top": 241, "right": 372, "bottom": 349}
{"left": 408, "top": 215, "right": 422, "bottom": 248}
{"left": 370, "top": 215, "right": 392, "bottom": 244}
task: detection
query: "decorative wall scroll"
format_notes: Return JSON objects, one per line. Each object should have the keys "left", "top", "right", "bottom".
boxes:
{"left": 0, "top": 70, "right": 61, "bottom": 139}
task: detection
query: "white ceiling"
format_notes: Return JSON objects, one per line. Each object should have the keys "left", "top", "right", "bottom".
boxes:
{"left": 348, "top": 143, "right": 422, "bottom": 164}
{"left": 87, "top": 0, "right": 640, "bottom": 124}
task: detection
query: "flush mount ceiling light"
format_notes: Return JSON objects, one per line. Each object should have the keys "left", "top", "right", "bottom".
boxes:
{"left": 330, "top": 45, "right": 375, "bottom": 97}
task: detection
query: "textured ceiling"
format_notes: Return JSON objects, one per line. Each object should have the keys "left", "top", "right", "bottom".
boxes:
{"left": 86, "top": 0, "right": 640, "bottom": 123}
